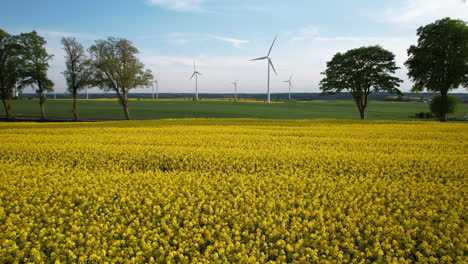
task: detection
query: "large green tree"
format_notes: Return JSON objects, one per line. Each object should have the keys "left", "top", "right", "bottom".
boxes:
{"left": 405, "top": 18, "right": 468, "bottom": 122}
{"left": 61, "top": 37, "right": 93, "bottom": 121}
{"left": 89, "top": 37, "right": 153, "bottom": 120}
{"left": 320, "top": 46, "right": 402, "bottom": 119}
{"left": 17, "top": 31, "right": 54, "bottom": 120}
{"left": 0, "top": 29, "right": 21, "bottom": 119}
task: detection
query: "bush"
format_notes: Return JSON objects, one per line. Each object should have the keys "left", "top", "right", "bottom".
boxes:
{"left": 429, "top": 95, "right": 459, "bottom": 117}
{"left": 415, "top": 112, "right": 434, "bottom": 119}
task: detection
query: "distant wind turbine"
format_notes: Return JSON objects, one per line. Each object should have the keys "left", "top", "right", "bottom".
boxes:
{"left": 250, "top": 35, "right": 278, "bottom": 104}
{"left": 190, "top": 61, "right": 202, "bottom": 100}
{"left": 283, "top": 74, "right": 293, "bottom": 100}
{"left": 232, "top": 81, "right": 238, "bottom": 100}
{"left": 151, "top": 75, "right": 159, "bottom": 99}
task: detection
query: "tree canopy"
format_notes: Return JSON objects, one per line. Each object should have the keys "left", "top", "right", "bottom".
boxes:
{"left": 405, "top": 17, "right": 468, "bottom": 122}
{"left": 17, "top": 31, "right": 54, "bottom": 120}
{"left": 320, "top": 45, "right": 402, "bottom": 119}
{"left": 0, "top": 29, "right": 20, "bottom": 119}
{"left": 89, "top": 37, "right": 153, "bottom": 120}
{"left": 62, "top": 37, "right": 92, "bottom": 121}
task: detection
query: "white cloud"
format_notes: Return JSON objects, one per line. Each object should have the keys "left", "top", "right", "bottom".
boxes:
{"left": 137, "top": 52, "right": 278, "bottom": 94}
{"left": 145, "top": 0, "right": 270, "bottom": 13}
{"left": 138, "top": 34, "right": 423, "bottom": 94}
{"left": 211, "top": 35, "right": 249, "bottom": 48}
{"left": 38, "top": 30, "right": 98, "bottom": 40}
{"left": 166, "top": 32, "right": 194, "bottom": 45}
{"left": 145, "top": 0, "right": 206, "bottom": 12}
{"left": 290, "top": 26, "right": 319, "bottom": 42}
{"left": 165, "top": 32, "right": 249, "bottom": 48}
{"left": 142, "top": 55, "right": 195, "bottom": 67}
{"left": 381, "top": 0, "right": 468, "bottom": 26}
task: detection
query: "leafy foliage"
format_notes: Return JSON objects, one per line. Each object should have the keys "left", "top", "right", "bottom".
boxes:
{"left": 0, "top": 29, "right": 21, "bottom": 119}
{"left": 61, "top": 37, "right": 93, "bottom": 120}
{"left": 89, "top": 37, "right": 153, "bottom": 119}
{"left": 0, "top": 119, "right": 466, "bottom": 263}
{"left": 320, "top": 46, "right": 402, "bottom": 119}
{"left": 405, "top": 18, "right": 468, "bottom": 94}
{"left": 62, "top": 37, "right": 92, "bottom": 97}
{"left": 429, "top": 95, "right": 459, "bottom": 118}
{"left": 16, "top": 31, "right": 54, "bottom": 94}
{"left": 16, "top": 31, "right": 54, "bottom": 120}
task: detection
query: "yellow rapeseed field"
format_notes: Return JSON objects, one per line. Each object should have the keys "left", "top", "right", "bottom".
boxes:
{"left": 0, "top": 119, "right": 466, "bottom": 263}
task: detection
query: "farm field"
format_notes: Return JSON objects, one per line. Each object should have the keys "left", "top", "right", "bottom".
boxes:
{"left": 0, "top": 119, "right": 466, "bottom": 263}
{"left": 2, "top": 99, "right": 467, "bottom": 121}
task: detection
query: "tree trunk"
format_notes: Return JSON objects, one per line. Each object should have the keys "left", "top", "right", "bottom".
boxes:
{"left": 440, "top": 112, "right": 447, "bottom": 122}
{"left": 359, "top": 107, "right": 365, "bottom": 120}
{"left": 352, "top": 95, "right": 366, "bottom": 120}
{"left": 123, "top": 100, "right": 131, "bottom": 120}
{"left": 2, "top": 98, "right": 14, "bottom": 119}
{"left": 439, "top": 93, "right": 447, "bottom": 122}
{"left": 39, "top": 95, "right": 46, "bottom": 121}
{"left": 73, "top": 96, "right": 79, "bottom": 121}
{"left": 120, "top": 93, "right": 131, "bottom": 120}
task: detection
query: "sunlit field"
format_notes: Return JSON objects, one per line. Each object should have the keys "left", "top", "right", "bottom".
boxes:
{"left": 0, "top": 119, "right": 466, "bottom": 263}
{"left": 3, "top": 99, "right": 467, "bottom": 121}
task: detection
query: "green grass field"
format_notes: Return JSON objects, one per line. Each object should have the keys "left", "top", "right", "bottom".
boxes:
{"left": 1, "top": 99, "right": 467, "bottom": 121}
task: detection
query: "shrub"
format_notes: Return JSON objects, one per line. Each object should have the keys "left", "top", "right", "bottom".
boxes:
{"left": 429, "top": 95, "right": 459, "bottom": 117}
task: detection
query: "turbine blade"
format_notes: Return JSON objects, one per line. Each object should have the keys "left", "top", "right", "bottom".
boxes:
{"left": 190, "top": 72, "right": 196, "bottom": 80}
{"left": 267, "top": 34, "right": 278, "bottom": 56}
{"left": 289, "top": 74, "right": 293, "bottom": 81}
{"left": 250, "top": 56, "right": 268, "bottom": 61}
{"left": 269, "top": 59, "right": 277, "bottom": 76}
{"left": 194, "top": 61, "right": 196, "bottom": 71}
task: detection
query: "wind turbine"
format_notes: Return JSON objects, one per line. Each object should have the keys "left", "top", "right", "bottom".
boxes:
{"left": 283, "top": 74, "right": 293, "bottom": 100}
{"left": 250, "top": 35, "right": 278, "bottom": 104}
{"left": 151, "top": 75, "right": 159, "bottom": 99}
{"left": 232, "top": 81, "right": 238, "bottom": 100}
{"left": 190, "top": 61, "right": 202, "bottom": 100}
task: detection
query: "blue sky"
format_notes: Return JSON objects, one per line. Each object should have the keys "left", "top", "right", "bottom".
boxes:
{"left": 2, "top": 0, "right": 467, "bottom": 94}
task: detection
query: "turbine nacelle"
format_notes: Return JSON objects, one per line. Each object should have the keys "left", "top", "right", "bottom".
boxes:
{"left": 283, "top": 74, "right": 293, "bottom": 86}
{"left": 190, "top": 60, "right": 202, "bottom": 79}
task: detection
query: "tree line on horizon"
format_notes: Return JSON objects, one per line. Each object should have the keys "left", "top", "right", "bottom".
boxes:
{"left": 1, "top": 18, "right": 467, "bottom": 122}
{"left": 0, "top": 33, "right": 153, "bottom": 121}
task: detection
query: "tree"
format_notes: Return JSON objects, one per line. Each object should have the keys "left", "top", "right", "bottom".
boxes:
{"left": 319, "top": 46, "right": 402, "bottom": 119}
{"left": 89, "top": 37, "right": 153, "bottom": 120}
{"left": 405, "top": 18, "right": 468, "bottom": 122}
{"left": 0, "top": 29, "right": 21, "bottom": 119}
{"left": 61, "top": 37, "right": 93, "bottom": 121}
{"left": 429, "top": 95, "right": 459, "bottom": 118}
{"left": 17, "top": 31, "right": 54, "bottom": 120}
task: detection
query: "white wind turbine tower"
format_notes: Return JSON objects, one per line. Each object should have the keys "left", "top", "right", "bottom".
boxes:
{"left": 190, "top": 61, "right": 202, "bottom": 100}
{"left": 283, "top": 74, "right": 293, "bottom": 100}
{"left": 232, "top": 81, "right": 238, "bottom": 100}
{"left": 250, "top": 35, "right": 278, "bottom": 104}
{"left": 151, "top": 75, "right": 159, "bottom": 99}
